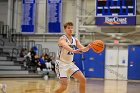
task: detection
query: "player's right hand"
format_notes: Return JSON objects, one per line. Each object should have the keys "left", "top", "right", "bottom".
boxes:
{"left": 72, "top": 49, "right": 82, "bottom": 54}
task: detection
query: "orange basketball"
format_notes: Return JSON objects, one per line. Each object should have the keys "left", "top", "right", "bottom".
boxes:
{"left": 90, "top": 40, "right": 104, "bottom": 53}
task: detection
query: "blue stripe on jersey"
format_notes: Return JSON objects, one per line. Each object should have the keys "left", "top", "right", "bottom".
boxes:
{"left": 58, "top": 46, "right": 62, "bottom": 59}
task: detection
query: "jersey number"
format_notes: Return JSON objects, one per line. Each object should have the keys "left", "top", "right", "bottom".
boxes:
{"left": 68, "top": 45, "right": 76, "bottom": 55}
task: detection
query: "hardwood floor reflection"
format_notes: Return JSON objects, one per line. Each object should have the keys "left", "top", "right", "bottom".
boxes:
{"left": 0, "top": 78, "right": 140, "bottom": 93}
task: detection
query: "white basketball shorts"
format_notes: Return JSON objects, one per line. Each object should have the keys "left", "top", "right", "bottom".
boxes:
{"left": 55, "top": 60, "right": 79, "bottom": 78}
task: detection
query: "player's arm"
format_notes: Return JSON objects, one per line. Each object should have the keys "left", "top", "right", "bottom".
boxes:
{"left": 76, "top": 38, "right": 91, "bottom": 52}
{"left": 58, "top": 37, "right": 81, "bottom": 53}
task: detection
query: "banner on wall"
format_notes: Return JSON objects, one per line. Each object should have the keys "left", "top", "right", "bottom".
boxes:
{"left": 47, "top": 0, "right": 62, "bottom": 33}
{"left": 21, "top": 0, "right": 36, "bottom": 33}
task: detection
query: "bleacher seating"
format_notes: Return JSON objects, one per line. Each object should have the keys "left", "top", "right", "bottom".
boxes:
{"left": 0, "top": 23, "right": 56, "bottom": 78}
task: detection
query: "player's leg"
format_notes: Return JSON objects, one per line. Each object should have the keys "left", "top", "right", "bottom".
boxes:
{"left": 54, "top": 60, "right": 68, "bottom": 93}
{"left": 54, "top": 78, "right": 68, "bottom": 93}
{"left": 71, "top": 70, "right": 86, "bottom": 93}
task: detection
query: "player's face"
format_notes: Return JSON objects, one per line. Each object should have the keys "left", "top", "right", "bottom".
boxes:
{"left": 65, "top": 25, "right": 73, "bottom": 35}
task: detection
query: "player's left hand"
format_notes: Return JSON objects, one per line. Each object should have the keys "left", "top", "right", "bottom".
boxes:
{"left": 87, "top": 43, "right": 92, "bottom": 48}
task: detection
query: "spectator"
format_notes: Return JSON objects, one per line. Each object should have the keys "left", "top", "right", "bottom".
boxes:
{"left": 24, "top": 46, "right": 39, "bottom": 72}
{"left": 44, "top": 53, "right": 52, "bottom": 62}
{"left": 38, "top": 54, "right": 47, "bottom": 71}
{"left": 20, "top": 48, "right": 27, "bottom": 57}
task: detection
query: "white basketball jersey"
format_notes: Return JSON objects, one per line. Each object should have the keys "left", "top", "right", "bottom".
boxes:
{"left": 57, "top": 35, "right": 76, "bottom": 63}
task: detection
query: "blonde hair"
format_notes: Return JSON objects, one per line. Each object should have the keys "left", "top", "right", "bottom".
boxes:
{"left": 64, "top": 22, "right": 73, "bottom": 29}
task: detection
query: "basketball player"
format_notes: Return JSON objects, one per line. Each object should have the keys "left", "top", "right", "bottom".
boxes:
{"left": 55, "top": 22, "right": 91, "bottom": 93}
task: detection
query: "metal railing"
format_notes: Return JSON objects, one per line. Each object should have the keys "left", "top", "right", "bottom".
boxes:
{"left": 49, "top": 52, "right": 56, "bottom": 60}
{"left": 11, "top": 48, "right": 19, "bottom": 60}
{"left": 35, "top": 44, "right": 43, "bottom": 56}
{"left": 14, "top": 32, "right": 24, "bottom": 48}
{"left": 42, "top": 48, "right": 49, "bottom": 54}
{"left": 8, "top": 28, "right": 16, "bottom": 42}
{"left": 0, "top": 25, "right": 9, "bottom": 38}
{"left": 0, "top": 39, "right": 4, "bottom": 46}
{"left": 25, "top": 40, "right": 35, "bottom": 51}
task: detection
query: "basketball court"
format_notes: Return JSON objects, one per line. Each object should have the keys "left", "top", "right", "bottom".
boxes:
{"left": 0, "top": 78, "right": 140, "bottom": 93}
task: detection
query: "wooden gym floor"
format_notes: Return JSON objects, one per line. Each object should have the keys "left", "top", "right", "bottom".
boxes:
{"left": 0, "top": 78, "right": 140, "bottom": 93}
